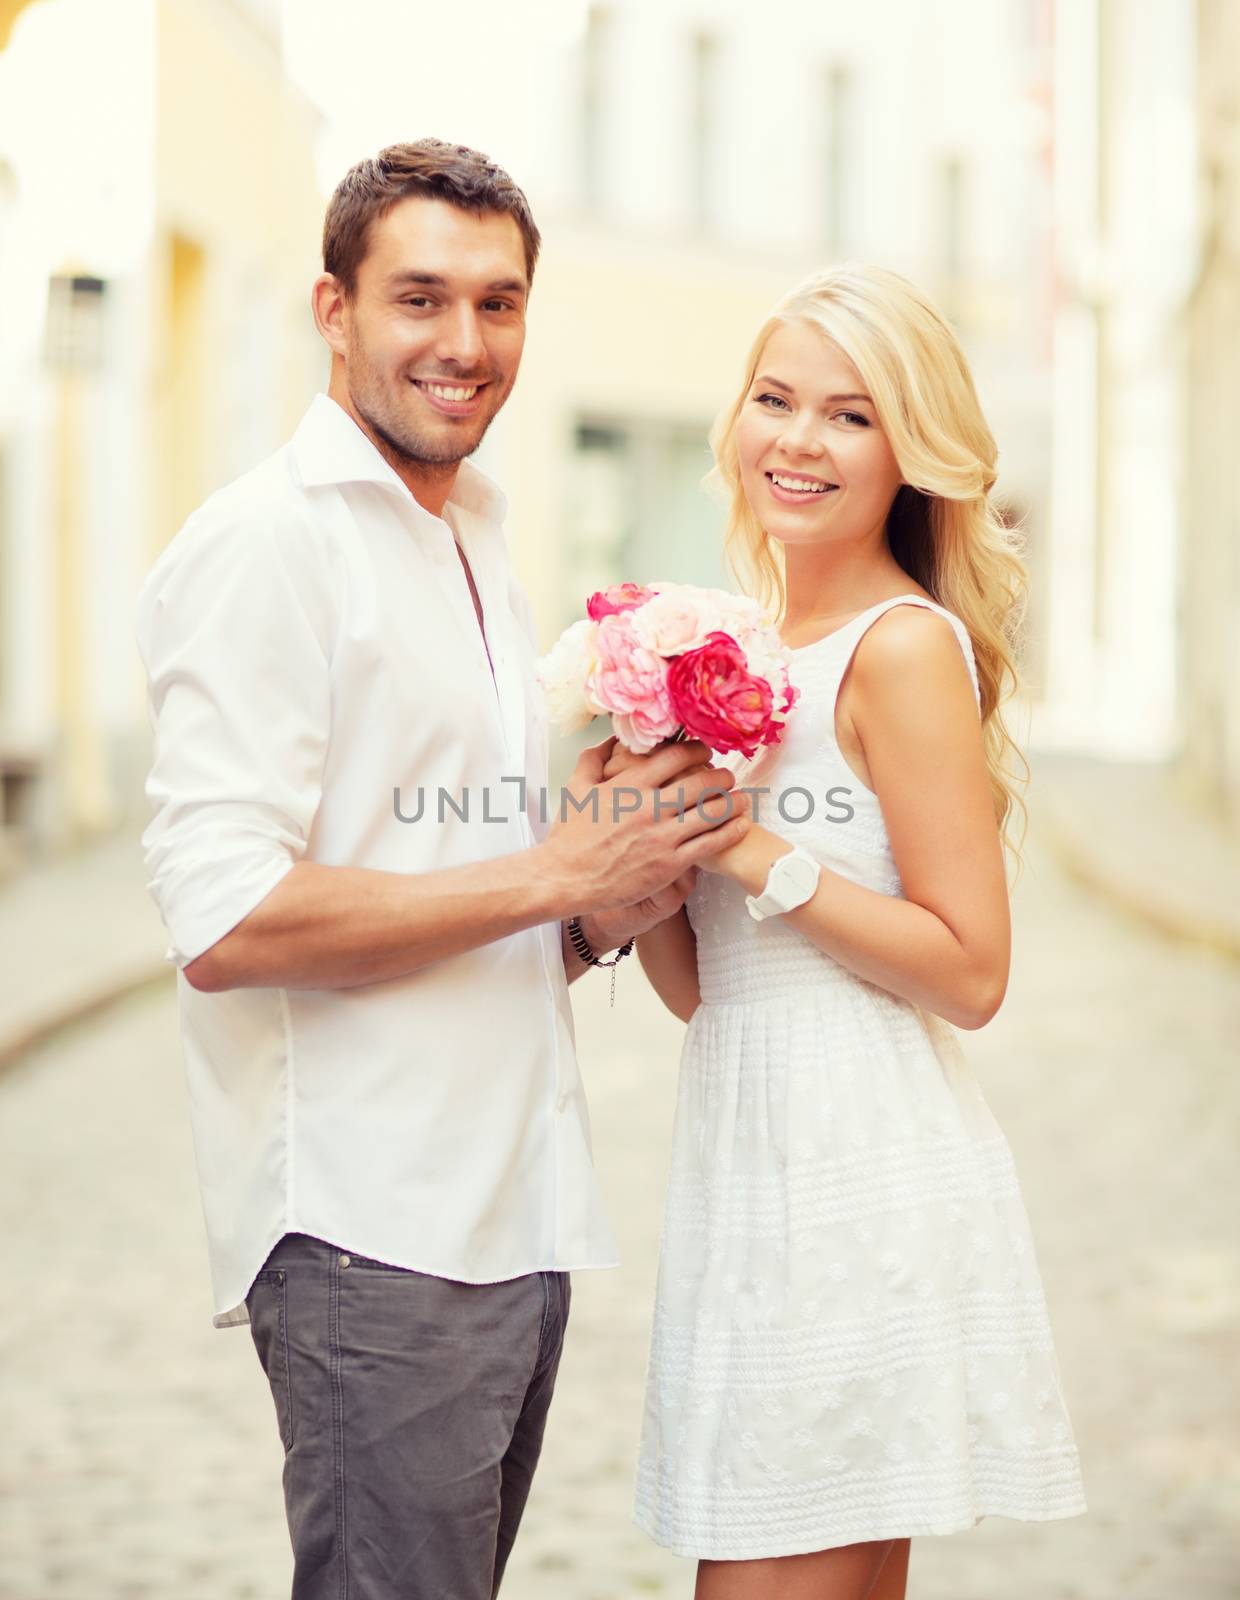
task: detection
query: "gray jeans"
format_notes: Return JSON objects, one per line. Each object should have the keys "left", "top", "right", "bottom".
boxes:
{"left": 245, "top": 1232, "right": 571, "bottom": 1599}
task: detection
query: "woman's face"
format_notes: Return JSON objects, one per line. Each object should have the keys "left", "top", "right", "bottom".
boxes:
{"left": 735, "top": 319, "right": 904, "bottom": 554}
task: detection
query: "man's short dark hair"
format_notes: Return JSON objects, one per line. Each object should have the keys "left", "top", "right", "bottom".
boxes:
{"left": 322, "top": 138, "right": 541, "bottom": 298}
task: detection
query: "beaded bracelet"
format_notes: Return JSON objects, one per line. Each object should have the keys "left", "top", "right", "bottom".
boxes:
{"left": 566, "top": 916, "right": 635, "bottom": 1007}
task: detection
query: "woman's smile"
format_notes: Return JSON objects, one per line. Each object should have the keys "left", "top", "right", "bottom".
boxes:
{"left": 765, "top": 469, "right": 839, "bottom": 504}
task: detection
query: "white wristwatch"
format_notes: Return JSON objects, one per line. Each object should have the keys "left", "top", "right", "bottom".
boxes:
{"left": 745, "top": 846, "right": 821, "bottom": 922}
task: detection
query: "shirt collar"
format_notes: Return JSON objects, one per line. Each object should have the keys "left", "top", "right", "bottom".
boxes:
{"left": 289, "top": 392, "right": 508, "bottom": 528}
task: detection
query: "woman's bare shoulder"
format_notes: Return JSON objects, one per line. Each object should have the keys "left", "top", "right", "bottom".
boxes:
{"left": 849, "top": 603, "right": 975, "bottom": 709}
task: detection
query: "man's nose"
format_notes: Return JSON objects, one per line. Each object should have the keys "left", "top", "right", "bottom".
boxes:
{"left": 435, "top": 302, "right": 486, "bottom": 370}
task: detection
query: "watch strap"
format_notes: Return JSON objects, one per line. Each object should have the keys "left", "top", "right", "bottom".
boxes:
{"left": 745, "top": 846, "right": 820, "bottom": 922}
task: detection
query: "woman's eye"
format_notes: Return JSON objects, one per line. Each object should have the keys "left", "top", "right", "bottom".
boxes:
{"left": 755, "top": 393, "right": 790, "bottom": 411}
{"left": 837, "top": 411, "right": 870, "bottom": 427}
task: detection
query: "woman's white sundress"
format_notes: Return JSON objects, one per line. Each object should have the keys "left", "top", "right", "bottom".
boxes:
{"left": 633, "top": 595, "right": 1086, "bottom": 1560}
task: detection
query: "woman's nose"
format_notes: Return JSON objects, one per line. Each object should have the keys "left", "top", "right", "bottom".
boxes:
{"left": 776, "top": 415, "right": 827, "bottom": 459}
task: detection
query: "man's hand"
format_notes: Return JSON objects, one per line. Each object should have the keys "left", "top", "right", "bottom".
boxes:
{"left": 601, "top": 738, "right": 653, "bottom": 782}
{"left": 539, "top": 734, "right": 749, "bottom": 918}
{"left": 601, "top": 734, "right": 753, "bottom": 886}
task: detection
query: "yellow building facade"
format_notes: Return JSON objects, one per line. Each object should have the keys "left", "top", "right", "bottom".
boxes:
{"left": 0, "top": 0, "right": 324, "bottom": 860}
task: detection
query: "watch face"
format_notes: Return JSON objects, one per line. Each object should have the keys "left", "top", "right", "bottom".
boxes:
{"left": 779, "top": 853, "right": 819, "bottom": 901}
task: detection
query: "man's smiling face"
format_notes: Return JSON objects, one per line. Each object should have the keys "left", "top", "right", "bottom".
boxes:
{"left": 337, "top": 195, "right": 528, "bottom": 470}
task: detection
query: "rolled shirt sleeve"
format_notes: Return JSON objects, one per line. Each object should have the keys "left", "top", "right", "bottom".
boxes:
{"left": 135, "top": 503, "right": 333, "bottom": 969}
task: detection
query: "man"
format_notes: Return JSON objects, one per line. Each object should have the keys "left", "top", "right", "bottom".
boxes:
{"left": 135, "top": 139, "right": 747, "bottom": 1598}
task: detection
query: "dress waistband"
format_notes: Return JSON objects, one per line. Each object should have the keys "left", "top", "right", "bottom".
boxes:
{"left": 695, "top": 928, "right": 862, "bottom": 1006}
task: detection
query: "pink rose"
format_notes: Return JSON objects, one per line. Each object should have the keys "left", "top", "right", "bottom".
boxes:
{"left": 586, "top": 612, "right": 679, "bottom": 752}
{"left": 667, "top": 632, "right": 788, "bottom": 758}
{"left": 586, "top": 583, "right": 657, "bottom": 621}
{"left": 611, "top": 706, "right": 680, "bottom": 755}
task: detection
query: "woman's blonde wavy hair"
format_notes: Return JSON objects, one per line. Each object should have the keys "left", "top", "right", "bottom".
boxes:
{"left": 707, "top": 262, "right": 1030, "bottom": 880}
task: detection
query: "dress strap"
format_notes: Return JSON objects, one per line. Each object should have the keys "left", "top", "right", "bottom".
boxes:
{"left": 835, "top": 596, "right": 982, "bottom": 712}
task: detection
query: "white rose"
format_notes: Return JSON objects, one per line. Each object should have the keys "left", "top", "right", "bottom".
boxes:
{"left": 740, "top": 619, "right": 794, "bottom": 689}
{"left": 630, "top": 588, "right": 726, "bottom": 656}
{"left": 535, "top": 618, "right": 601, "bottom": 733}
{"left": 713, "top": 590, "right": 765, "bottom": 624}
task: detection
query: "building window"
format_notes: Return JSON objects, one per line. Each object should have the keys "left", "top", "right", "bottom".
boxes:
{"left": 564, "top": 424, "right": 629, "bottom": 614}
{"left": 690, "top": 30, "right": 720, "bottom": 233}
{"left": 579, "top": 5, "right": 611, "bottom": 212}
{"left": 821, "top": 62, "right": 854, "bottom": 254}
{"left": 551, "top": 416, "right": 731, "bottom": 774}
{"left": 44, "top": 275, "right": 108, "bottom": 373}
{"left": 562, "top": 417, "right": 730, "bottom": 631}
{"left": 939, "top": 154, "right": 968, "bottom": 315}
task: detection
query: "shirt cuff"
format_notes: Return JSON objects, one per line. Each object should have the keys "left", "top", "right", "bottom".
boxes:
{"left": 161, "top": 853, "right": 297, "bottom": 971}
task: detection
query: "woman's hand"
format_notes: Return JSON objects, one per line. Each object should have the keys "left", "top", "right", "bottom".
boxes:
{"left": 693, "top": 784, "right": 758, "bottom": 875}
{"left": 576, "top": 869, "right": 698, "bottom": 956}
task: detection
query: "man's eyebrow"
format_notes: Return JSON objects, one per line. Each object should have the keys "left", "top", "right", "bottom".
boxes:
{"left": 753, "top": 374, "right": 873, "bottom": 404}
{"left": 385, "top": 271, "right": 445, "bottom": 289}
{"left": 385, "top": 269, "right": 528, "bottom": 296}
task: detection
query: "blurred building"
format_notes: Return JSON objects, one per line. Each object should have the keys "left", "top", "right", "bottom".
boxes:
{"left": 1042, "top": 0, "right": 1197, "bottom": 761}
{"left": 479, "top": 0, "right": 1056, "bottom": 668}
{"left": 0, "top": 0, "right": 1234, "bottom": 868}
{"left": 0, "top": 0, "right": 323, "bottom": 863}
{"left": 462, "top": 0, "right": 1234, "bottom": 817}
{"left": 1185, "top": 0, "right": 1240, "bottom": 828}
{"left": 1045, "top": 0, "right": 1239, "bottom": 826}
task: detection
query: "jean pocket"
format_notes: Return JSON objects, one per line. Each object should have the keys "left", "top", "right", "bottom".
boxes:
{"left": 247, "top": 1269, "right": 295, "bottom": 1450}
{"left": 341, "top": 1251, "right": 415, "bottom": 1274}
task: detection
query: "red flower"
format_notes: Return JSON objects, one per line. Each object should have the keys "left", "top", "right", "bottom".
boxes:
{"left": 668, "top": 632, "right": 789, "bottom": 758}
{"left": 586, "top": 583, "right": 657, "bottom": 621}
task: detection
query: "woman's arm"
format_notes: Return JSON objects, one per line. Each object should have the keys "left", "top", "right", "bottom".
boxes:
{"left": 600, "top": 738, "right": 707, "bottom": 1022}
{"left": 636, "top": 904, "right": 701, "bottom": 1023}
{"left": 704, "top": 609, "right": 1010, "bottom": 1030}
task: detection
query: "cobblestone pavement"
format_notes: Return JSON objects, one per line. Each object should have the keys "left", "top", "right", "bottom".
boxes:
{"left": 1, "top": 825, "right": 1237, "bottom": 1600}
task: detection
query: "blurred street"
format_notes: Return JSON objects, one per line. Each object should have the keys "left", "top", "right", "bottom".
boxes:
{"left": 1, "top": 813, "right": 1237, "bottom": 1600}
{"left": 1, "top": 2, "right": 1237, "bottom": 1596}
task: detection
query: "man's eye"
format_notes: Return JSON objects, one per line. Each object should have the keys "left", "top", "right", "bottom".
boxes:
{"left": 404, "top": 296, "right": 433, "bottom": 308}
{"left": 482, "top": 299, "right": 513, "bottom": 313}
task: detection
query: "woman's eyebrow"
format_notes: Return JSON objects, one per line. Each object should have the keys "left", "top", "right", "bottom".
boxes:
{"left": 753, "top": 374, "right": 873, "bottom": 403}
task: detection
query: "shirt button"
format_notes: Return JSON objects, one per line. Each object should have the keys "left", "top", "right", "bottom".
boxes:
{"left": 339, "top": 1254, "right": 351, "bottom": 1268}
{"left": 556, "top": 1093, "right": 570, "bottom": 1114}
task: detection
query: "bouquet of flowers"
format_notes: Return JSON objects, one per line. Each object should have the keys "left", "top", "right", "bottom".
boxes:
{"left": 535, "top": 581, "right": 800, "bottom": 758}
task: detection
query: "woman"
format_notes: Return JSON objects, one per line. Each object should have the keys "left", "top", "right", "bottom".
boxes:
{"left": 608, "top": 264, "right": 1086, "bottom": 1598}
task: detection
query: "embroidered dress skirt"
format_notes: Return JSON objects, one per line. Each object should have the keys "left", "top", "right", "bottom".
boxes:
{"left": 632, "top": 904, "right": 1087, "bottom": 1559}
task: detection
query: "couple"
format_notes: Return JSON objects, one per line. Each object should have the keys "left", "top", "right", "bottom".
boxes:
{"left": 136, "top": 138, "right": 1085, "bottom": 1598}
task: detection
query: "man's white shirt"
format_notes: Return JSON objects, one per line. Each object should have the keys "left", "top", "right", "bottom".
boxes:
{"left": 136, "top": 393, "right": 619, "bottom": 1327}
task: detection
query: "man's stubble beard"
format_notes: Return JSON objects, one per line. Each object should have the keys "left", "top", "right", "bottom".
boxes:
{"left": 347, "top": 336, "right": 509, "bottom": 476}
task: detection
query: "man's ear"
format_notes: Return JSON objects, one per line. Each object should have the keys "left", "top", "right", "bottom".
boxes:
{"left": 311, "top": 273, "right": 350, "bottom": 358}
